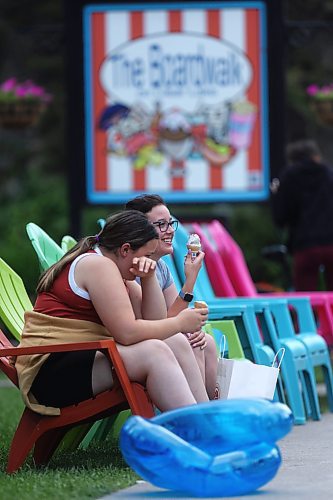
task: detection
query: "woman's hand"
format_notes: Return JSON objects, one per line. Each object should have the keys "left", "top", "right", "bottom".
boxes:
{"left": 177, "top": 306, "right": 208, "bottom": 334}
{"left": 185, "top": 329, "right": 207, "bottom": 349}
{"left": 184, "top": 250, "right": 205, "bottom": 282}
{"left": 130, "top": 257, "right": 156, "bottom": 279}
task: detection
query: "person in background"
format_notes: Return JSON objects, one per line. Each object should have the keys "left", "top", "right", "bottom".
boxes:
{"left": 125, "top": 194, "right": 218, "bottom": 399}
{"left": 270, "top": 139, "right": 333, "bottom": 291}
{"left": 15, "top": 210, "right": 208, "bottom": 416}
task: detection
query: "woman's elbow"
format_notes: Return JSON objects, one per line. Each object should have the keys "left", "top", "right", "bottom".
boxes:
{"left": 112, "top": 330, "right": 139, "bottom": 346}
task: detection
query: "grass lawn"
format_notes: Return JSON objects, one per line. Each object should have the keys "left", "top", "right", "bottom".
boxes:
{"left": 0, "top": 381, "right": 138, "bottom": 499}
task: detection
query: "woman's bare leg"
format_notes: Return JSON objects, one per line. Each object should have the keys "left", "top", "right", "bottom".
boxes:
{"left": 203, "top": 334, "right": 218, "bottom": 399}
{"left": 92, "top": 351, "right": 114, "bottom": 394}
{"left": 164, "top": 333, "right": 209, "bottom": 403}
{"left": 190, "top": 343, "right": 206, "bottom": 381}
{"left": 93, "top": 339, "right": 197, "bottom": 412}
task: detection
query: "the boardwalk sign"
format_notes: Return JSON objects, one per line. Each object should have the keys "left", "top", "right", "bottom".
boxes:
{"left": 83, "top": 2, "right": 269, "bottom": 203}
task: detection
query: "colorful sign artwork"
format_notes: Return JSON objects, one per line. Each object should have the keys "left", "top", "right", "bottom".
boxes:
{"left": 83, "top": 2, "right": 269, "bottom": 203}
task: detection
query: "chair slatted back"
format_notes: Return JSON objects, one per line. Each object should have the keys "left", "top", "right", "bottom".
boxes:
{"left": 26, "top": 222, "right": 64, "bottom": 271}
{"left": 0, "top": 258, "right": 33, "bottom": 340}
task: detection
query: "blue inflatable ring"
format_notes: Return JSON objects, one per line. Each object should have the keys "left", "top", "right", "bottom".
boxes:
{"left": 120, "top": 399, "right": 293, "bottom": 497}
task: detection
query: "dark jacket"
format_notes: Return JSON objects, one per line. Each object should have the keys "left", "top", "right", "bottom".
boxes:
{"left": 271, "top": 160, "right": 333, "bottom": 253}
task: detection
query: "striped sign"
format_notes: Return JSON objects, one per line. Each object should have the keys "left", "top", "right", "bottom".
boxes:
{"left": 83, "top": 2, "right": 269, "bottom": 203}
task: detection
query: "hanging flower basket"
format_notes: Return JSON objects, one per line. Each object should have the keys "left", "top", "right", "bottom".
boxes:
{"left": 0, "top": 78, "right": 52, "bottom": 129}
{"left": 307, "top": 83, "right": 333, "bottom": 126}
{"left": 311, "top": 99, "right": 333, "bottom": 126}
{"left": 0, "top": 101, "right": 47, "bottom": 128}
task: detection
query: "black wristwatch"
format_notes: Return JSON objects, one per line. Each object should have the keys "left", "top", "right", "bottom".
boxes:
{"left": 179, "top": 290, "right": 194, "bottom": 302}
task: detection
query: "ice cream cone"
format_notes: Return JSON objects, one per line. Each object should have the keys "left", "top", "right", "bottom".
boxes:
{"left": 194, "top": 300, "right": 208, "bottom": 309}
{"left": 187, "top": 233, "right": 201, "bottom": 260}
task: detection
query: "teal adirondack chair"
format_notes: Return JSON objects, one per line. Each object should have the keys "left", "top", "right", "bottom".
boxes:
{"left": 171, "top": 220, "right": 326, "bottom": 424}
{"left": 190, "top": 220, "right": 333, "bottom": 415}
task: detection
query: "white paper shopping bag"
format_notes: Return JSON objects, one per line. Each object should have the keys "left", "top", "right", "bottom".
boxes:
{"left": 215, "top": 336, "right": 284, "bottom": 400}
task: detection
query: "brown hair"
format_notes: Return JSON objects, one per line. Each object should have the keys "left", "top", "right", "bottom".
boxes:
{"left": 37, "top": 210, "right": 158, "bottom": 292}
{"left": 125, "top": 194, "right": 166, "bottom": 214}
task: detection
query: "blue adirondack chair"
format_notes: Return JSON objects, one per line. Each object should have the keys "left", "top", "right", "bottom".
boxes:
{"left": 171, "top": 221, "right": 327, "bottom": 423}
{"left": 162, "top": 256, "right": 288, "bottom": 414}
{"left": 190, "top": 220, "right": 333, "bottom": 415}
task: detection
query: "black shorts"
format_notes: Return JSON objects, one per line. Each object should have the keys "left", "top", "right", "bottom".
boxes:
{"left": 30, "top": 350, "right": 97, "bottom": 408}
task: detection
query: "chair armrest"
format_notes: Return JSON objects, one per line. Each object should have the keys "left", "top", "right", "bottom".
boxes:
{"left": 0, "top": 338, "right": 115, "bottom": 357}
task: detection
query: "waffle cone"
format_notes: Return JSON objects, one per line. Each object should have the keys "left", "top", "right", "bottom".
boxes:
{"left": 194, "top": 300, "right": 208, "bottom": 309}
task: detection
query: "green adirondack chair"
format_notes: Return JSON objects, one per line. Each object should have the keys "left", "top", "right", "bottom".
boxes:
{"left": 204, "top": 320, "right": 245, "bottom": 360}
{"left": 26, "top": 222, "right": 64, "bottom": 271}
{"left": 0, "top": 258, "right": 33, "bottom": 341}
{"left": 61, "top": 235, "right": 77, "bottom": 252}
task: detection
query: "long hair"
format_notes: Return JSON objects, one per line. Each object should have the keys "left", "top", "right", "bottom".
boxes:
{"left": 37, "top": 210, "right": 158, "bottom": 293}
{"left": 125, "top": 193, "right": 166, "bottom": 214}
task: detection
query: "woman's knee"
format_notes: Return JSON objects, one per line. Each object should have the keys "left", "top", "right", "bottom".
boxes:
{"left": 165, "top": 332, "right": 193, "bottom": 356}
{"left": 145, "top": 338, "right": 178, "bottom": 362}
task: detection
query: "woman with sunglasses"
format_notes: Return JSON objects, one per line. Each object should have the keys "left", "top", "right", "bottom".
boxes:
{"left": 125, "top": 195, "right": 218, "bottom": 399}
{"left": 15, "top": 210, "right": 208, "bottom": 416}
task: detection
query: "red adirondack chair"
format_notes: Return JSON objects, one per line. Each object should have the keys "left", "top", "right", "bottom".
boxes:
{"left": 0, "top": 330, "right": 154, "bottom": 473}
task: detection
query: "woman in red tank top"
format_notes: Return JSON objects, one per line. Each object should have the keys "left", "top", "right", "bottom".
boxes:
{"left": 19, "top": 210, "right": 208, "bottom": 413}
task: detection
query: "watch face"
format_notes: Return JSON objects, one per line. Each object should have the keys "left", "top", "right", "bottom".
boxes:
{"left": 179, "top": 291, "right": 193, "bottom": 302}
{"left": 184, "top": 293, "right": 193, "bottom": 302}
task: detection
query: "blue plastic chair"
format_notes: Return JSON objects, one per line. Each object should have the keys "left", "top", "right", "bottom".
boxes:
{"left": 171, "top": 221, "right": 324, "bottom": 423}
{"left": 191, "top": 220, "right": 333, "bottom": 415}
{"left": 189, "top": 220, "right": 333, "bottom": 415}
{"left": 162, "top": 258, "right": 286, "bottom": 410}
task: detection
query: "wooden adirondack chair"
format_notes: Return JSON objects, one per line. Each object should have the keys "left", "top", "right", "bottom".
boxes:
{"left": 0, "top": 256, "right": 142, "bottom": 454}
{"left": 0, "top": 330, "right": 154, "bottom": 473}
{"left": 26, "top": 222, "right": 65, "bottom": 271}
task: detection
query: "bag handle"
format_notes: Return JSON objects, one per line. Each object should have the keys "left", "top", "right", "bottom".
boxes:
{"left": 272, "top": 348, "right": 285, "bottom": 369}
{"left": 219, "top": 334, "right": 226, "bottom": 359}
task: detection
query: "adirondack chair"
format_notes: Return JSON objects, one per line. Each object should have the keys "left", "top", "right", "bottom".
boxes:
{"left": 0, "top": 330, "right": 154, "bottom": 473}
{"left": 97, "top": 218, "right": 106, "bottom": 229}
{"left": 161, "top": 258, "right": 288, "bottom": 415}
{"left": 207, "top": 219, "right": 333, "bottom": 347}
{"left": 61, "top": 235, "right": 77, "bottom": 252}
{"left": 26, "top": 222, "right": 65, "bottom": 271}
{"left": 172, "top": 221, "right": 323, "bottom": 423}
{"left": 0, "top": 257, "right": 98, "bottom": 451}
{"left": 191, "top": 221, "right": 333, "bottom": 414}
{"left": 0, "top": 258, "right": 33, "bottom": 341}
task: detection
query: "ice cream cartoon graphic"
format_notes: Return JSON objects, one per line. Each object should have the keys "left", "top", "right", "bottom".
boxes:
{"left": 158, "top": 109, "right": 194, "bottom": 178}
{"left": 98, "top": 99, "right": 257, "bottom": 175}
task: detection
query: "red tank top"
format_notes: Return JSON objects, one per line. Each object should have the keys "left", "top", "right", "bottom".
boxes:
{"left": 34, "top": 251, "right": 103, "bottom": 324}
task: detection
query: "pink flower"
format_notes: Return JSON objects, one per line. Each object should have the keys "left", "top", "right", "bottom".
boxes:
{"left": 0, "top": 78, "right": 17, "bottom": 92}
{"left": 0, "top": 77, "right": 52, "bottom": 103}
{"left": 306, "top": 83, "right": 333, "bottom": 99}
{"left": 306, "top": 84, "right": 319, "bottom": 96}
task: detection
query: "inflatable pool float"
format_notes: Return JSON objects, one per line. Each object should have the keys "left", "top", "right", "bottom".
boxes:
{"left": 120, "top": 398, "right": 293, "bottom": 497}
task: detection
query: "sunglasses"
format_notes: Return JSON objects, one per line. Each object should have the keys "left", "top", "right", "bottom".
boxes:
{"left": 152, "top": 220, "right": 179, "bottom": 232}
